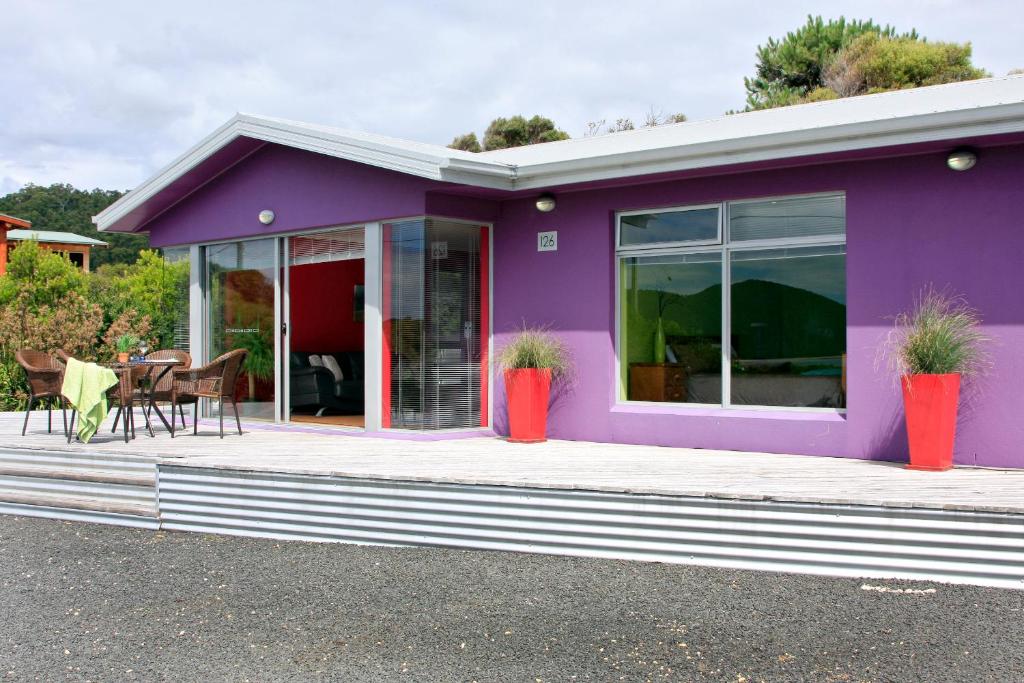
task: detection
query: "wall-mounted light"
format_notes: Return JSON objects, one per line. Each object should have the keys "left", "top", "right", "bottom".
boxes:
{"left": 258, "top": 209, "right": 276, "bottom": 225}
{"left": 535, "top": 193, "right": 557, "bottom": 213}
{"left": 946, "top": 148, "right": 977, "bottom": 172}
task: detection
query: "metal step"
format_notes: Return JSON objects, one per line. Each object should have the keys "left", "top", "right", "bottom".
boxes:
{"left": 0, "top": 447, "right": 158, "bottom": 473}
{"left": 0, "top": 447, "right": 159, "bottom": 524}
{"left": 0, "top": 463, "right": 154, "bottom": 486}
{"left": 0, "top": 490, "right": 156, "bottom": 517}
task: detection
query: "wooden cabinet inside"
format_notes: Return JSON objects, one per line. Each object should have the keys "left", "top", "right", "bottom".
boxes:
{"left": 629, "top": 363, "right": 687, "bottom": 402}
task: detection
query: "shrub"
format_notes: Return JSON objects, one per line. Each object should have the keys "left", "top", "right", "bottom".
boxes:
{"left": 496, "top": 328, "right": 573, "bottom": 379}
{"left": 101, "top": 310, "right": 153, "bottom": 362}
{"left": 882, "top": 288, "right": 989, "bottom": 377}
{"left": 0, "top": 240, "right": 87, "bottom": 311}
{"left": 0, "top": 358, "right": 27, "bottom": 410}
{"left": 0, "top": 291, "right": 103, "bottom": 359}
{"left": 0, "top": 291, "right": 104, "bottom": 410}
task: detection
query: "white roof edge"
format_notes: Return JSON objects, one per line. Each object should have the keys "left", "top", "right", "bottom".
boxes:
{"left": 96, "top": 77, "right": 1024, "bottom": 232}
{"left": 94, "top": 113, "right": 517, "bottom": 231}
{"left": 512, "top": 101, "right": 1024, "bottom": 189}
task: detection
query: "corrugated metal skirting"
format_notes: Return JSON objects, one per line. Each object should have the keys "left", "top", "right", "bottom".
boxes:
{"left": 158, "top": 466, "right": 1024, "bottom": 589}
{"left": 0, "top": 448, "right": 159, "bottom": 529}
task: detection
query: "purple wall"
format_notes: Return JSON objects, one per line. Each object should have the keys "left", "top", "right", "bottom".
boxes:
{"left": 146, "top": 145, "right": 497, "bottom": 247}
{"left": 142, "top": 139, "right": 1024, "bottom": 468}
{"left": 491, "top": 144, "right": 1024, "bottom": 468}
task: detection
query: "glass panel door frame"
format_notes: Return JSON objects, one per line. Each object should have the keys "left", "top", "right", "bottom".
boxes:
{"left": 192, "top": 216, "right": 492, "bottom": 431}
{"left": 281, "top": 225, "right": 370, "bottom": 428}
{"left": 199, "top": 235, "right": 282, "bottom": 422}
{"left": 279, "top": 236, "right": 288, "bottom": 424}
{"left": 379, "top": 216, "right": 493, "bottom": 432}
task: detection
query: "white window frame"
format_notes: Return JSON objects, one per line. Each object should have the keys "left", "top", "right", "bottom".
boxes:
{"left": 616, "top": 203, "right": 723, "bottom": 252}
{"left": 615, "top": 191, "right": 847, "bottom": 413}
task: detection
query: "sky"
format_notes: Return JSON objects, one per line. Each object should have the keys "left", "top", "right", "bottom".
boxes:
{"left": 2, "top": 1, "right": 1022, "bottom": 196}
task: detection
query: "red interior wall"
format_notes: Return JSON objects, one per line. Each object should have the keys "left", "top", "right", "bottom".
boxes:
{"left": 290, "top": 259, "right": 365, "bottom": 352}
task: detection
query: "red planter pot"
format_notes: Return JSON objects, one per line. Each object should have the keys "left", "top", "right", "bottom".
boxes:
{"left": 504, "top": 368, "right": 552, "bottom": 443}
{"left": 901, "top": 373, "right": 961, "bottom": 472}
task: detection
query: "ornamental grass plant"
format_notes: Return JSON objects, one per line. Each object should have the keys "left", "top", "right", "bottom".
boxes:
{"left": 496, "top": 328, "right": 573, "bottom": 379}
{"left": 883, "top": 288, "right": 989, "bottom": 378}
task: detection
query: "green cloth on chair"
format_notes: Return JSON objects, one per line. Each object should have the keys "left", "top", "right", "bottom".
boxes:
{"left": 61, "top": 358, "right": 119, "bottom": 443}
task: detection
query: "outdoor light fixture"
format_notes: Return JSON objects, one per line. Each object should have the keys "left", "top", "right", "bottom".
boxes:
{"left": 258, "top": 209, "right": 276, "bottom": 225}
{"left": 946, "top": 148, "right": 977, "bottom": 172}
{"left": 535, "top": 193, "right": 557, "bottom": 213}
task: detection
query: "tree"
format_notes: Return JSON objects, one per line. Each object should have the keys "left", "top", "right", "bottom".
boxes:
{"left": 448, "top": 132, "right": 482, "bottom": 153}
{"left": 743, "top": 16, "right": 916, "bottom": 110}
{"left": 0, "top": 183, "right": 146, "bottom": 267}
{"left": 0, "top": 240, "right": 87, "bottom": 312}
{"left": 448, "top": 115, "right": 570, "bottom": 152}
{"left": 486, "top": 115, "right": 571, "bottom": 150}
{"left": 825, "top": 33, "right": 988, "bottom": 97}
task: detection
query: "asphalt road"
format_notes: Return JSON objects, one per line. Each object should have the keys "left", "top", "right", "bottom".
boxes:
{"left": 0, "top": 515, "right": 1021, "bottom": 682}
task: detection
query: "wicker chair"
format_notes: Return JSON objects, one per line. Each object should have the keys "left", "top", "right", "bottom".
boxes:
{"left": 15, "top": 350, "right": 70, "bottom": 437}
{"left": 170, "top": 349, "right": 248, "bottom": 438}
{"left": 143, "top": 349, "right": 193, "bottom": 430}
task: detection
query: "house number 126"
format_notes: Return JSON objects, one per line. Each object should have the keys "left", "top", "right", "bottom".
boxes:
{"left": 537, "top": 231, "right": 558, "bottom": 252}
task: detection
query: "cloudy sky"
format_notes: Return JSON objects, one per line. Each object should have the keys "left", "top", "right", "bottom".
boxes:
{"left": 2, "top": 1, "right": 1021, "bottom": 195}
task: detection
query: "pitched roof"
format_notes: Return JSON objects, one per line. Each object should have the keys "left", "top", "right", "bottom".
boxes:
{"left": 7, "top": 229, "right": 108, "bottom": 247}
{"left": 0, "top": 213, "right": 33, "bottom": 230}
{"left": 95, "top": 75, "right": 1024, "bottom": 233}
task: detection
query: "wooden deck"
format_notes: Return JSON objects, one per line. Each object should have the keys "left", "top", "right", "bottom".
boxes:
{"left": 4, "top": 411, "right": 1024, "bottom": 515}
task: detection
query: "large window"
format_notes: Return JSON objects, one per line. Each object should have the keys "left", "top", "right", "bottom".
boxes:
{"left": 618, "top": 194, "right": 846, "bottom": 410}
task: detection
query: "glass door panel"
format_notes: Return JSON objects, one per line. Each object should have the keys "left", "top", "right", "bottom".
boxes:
{"left": 383, "top": 219, "right": 487, "bottom": 429}
{"left": 206, "top": 238, "right": 277, "bottom": 419}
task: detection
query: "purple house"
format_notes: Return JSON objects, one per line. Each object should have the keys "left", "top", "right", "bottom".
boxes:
{"left": 96, "top": 76, "right": 1024, "bottom": 468}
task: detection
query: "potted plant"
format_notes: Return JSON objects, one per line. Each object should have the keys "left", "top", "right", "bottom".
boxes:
{"left": 883, "top": 289, "right": 988, "bottom": 471}
{"left": 232, "top": 327, "right": 274, "bottom": 401}
{"left": 497, "top": 328, "right": 572, "bottom": 443}
{"left": 115, "top": 334, "right": 139, "bottom": 364}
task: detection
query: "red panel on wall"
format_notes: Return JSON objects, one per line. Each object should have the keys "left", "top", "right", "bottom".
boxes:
{"left": 480, "top": 226, "right": 489, "bottom": 427}
{"left": 289, "top": 259, "right": 365, "bottom": 352}
{"left": 381, "top": 224, "right": 392, "bottom": 429}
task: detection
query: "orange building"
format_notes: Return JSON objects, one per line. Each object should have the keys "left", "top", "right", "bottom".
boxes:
{"left": 0, "top": 213, "right": 107, "bottom": 274}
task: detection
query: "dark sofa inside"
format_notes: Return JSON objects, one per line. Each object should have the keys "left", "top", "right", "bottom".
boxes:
{"left": 289, "top": 351, "right": 364, "bottom": 415}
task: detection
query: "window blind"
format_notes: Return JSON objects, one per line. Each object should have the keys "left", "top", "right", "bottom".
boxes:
{"left": 386, "top": 219, "right": 483, "bottom": 430}
{"left": 289, "top": 227, "right": 365, "bottom": 265}
{"left": 729, "top": 195, "right": 845, "bottom": 242}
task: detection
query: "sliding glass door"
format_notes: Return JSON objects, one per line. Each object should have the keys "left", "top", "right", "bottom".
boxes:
{"left": 206, "top": 238, "right": 277, "bottom": 419}
{"left": 201, "top": 219, "right": 489, "bottom": 430}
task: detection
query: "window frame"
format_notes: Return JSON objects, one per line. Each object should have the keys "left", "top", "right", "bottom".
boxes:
{"left": 616, "top": 203, "right": 723, "bottom": 252}
{"left": 614, "top": 191, "right": 847, "bottom": 413}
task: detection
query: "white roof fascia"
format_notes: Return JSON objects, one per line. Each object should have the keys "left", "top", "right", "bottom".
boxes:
{"left": 95, "top": 114, "right": 516, "bottom": 231}
{"left": 95, "top": 77, "right": 1024, "bottom": 232}
{"left": 95, "top": 115, "right": 242, "bottom": 231}
{"left": 508, "top": 101, "right": 1024, "bottom": 190}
